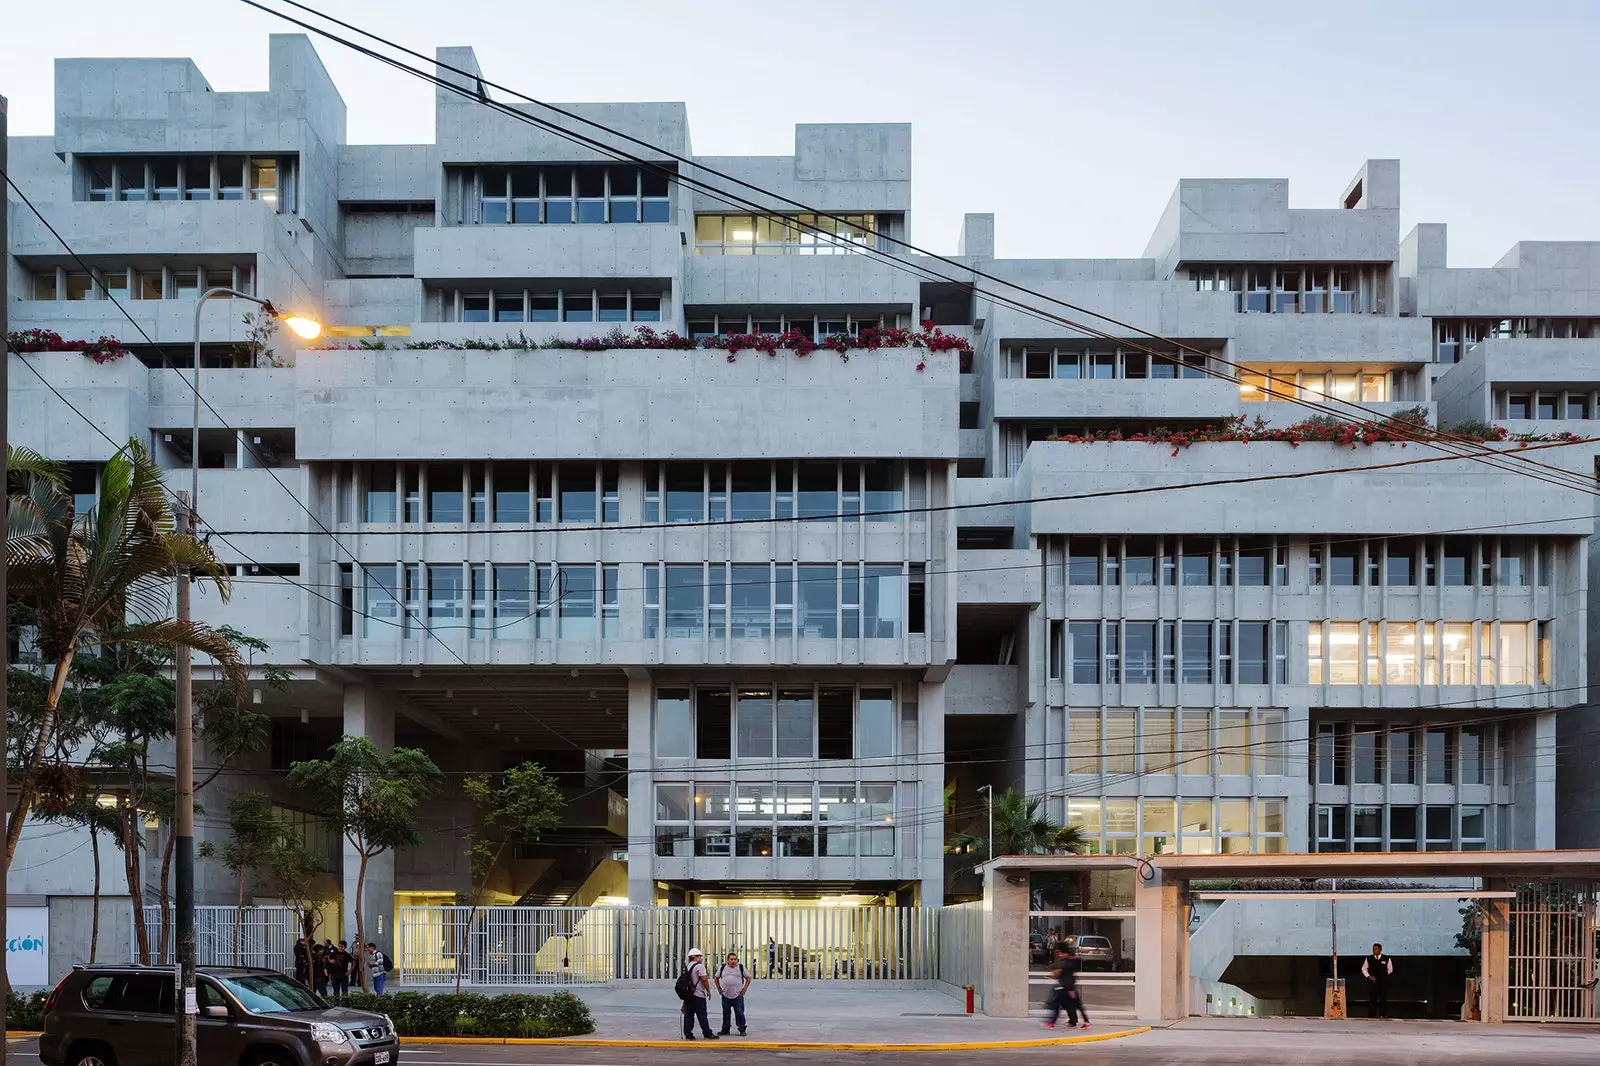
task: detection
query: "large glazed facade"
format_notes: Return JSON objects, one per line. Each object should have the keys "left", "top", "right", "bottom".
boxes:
{"left": 7, "top": 36, "right": 1599, "bottom": 973}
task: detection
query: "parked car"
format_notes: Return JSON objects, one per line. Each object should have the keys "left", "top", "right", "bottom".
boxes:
{"left": 39, "top": 964, "right": 400, "bottom": 1066}
{"left": 1063, "top": 934, "right": 1117, "bottom": 972}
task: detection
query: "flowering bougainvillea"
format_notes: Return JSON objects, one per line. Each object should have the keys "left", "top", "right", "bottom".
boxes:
{"left": 1050, "top": 413, "right": 1587, "bottom": 457}
{"left": 311, "top": 321, "right": 972, "bottom": 371}
{"left": 7, "top": 328, "right": 129, "bottom": 363}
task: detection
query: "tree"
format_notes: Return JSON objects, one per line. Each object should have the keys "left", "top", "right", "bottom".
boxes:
{"left": 269, "top": 830, "right": 335, "bottom": 944}
{"left": 154, "top": 627, "right": 274, "bottom": 962}
{"left": 946, "top": 787, "right": 1089, "bottom": 859}
{"left": 457, "top": 763, "right": 565, "bottom": 991}
{"left": 219, "top": 791, "right": 280, "bottom": 965}
{"left": 4, "top": 439, "right": 244, "bottom": 871}
{"left": 289, "top": 736, "right": 442, "bottom": 989}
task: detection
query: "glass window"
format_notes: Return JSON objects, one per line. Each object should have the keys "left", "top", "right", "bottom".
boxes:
{"left": 1351, "top": 725, "right": 1382, "bottom": 784}
{"left": 427, "top": 564, "right": 463, "bottom": 624}
{"left": 1317, "top": 805, "right": 1348, "bottom": 851}
{"left": 858, "top": 689, "right": 895, "bottom": 759}
{"left": 1329, "top": 622, "right": 1360, "bottom": 684}
{"left": 559, "top": 463, "right": 597, "bottom": 522}
{"left": 641, "top": 170, "right": 671, "bottom": 222}
{"left": 1068, "top": 538, "right": 1101, "bottom": 585}
{"left": 731, "top": 462, "right": 771, "bottom": 521}
{"left": 632, "top": 293, "right": 662, "bottom": 322}
{"left": 527, "top": 294, "right": 559, "bottom": 322}
{"left": 1426, "top": 729, "right": 1455, "bottom": 785}
{"left": 1500, "top": 622, "right": 1532, "bottom": 685}
{"left": 1141, "top": 798, "right": 1175, "bottom": 855}
{"left": 665, "top": 463, "right": 704, "bottom": 523}
{"left": 1124, "top": 621, "right": 1157, "bottom": 684}
{"left": 736, "top": 688, "right": 773, "bottom": 759}
{"left": 1425, "top": 805, "right": 1454, "bottom": 850}
{"left": 1329, "top": 546, "right": 1359, "bottom": 586}
{"left": 563, "top": 293, "right": 594, "bottom": 322}
{"left": 1105, "top": 709, "right": 1135, "bottom": 774}
{"left": 730, "top": 565, "right": 771, "bottom": 638}
{"left": 427, "top": 463, "right": 463, "bottom": 522}
{"left": 1237, "top": 621, "right": 1269, "bottom": 685}
{"left": 797, "top": 461, "right": 837, "bottom": 521}
{"left": 819, "top": 784, "right": 855, "bottom": 856}
{"left": 364, "top": 462, "right": 397, "bottom": 522}
{"left": 543, "top": 169, "right": 573, "bottom": 224}
{"left": 362, "top": 565, "right": 399, "bottom": 638}
{"left": 462, "top": 294, "right": 490, "bottom": 322}
{"left": 655, "top": 690, "right": 692, "bottom": 758}
{"left": 1217, "top": 712, "right": 1251, "bottom": 776}
{"left": 1389, "top": 728, "right": 1416, "bottom": 784}
{"left": 1181, "top": 542, "right": 1212, "bottom": 585}
{"left": 665, "top": 565, "right": 703, "bottom": 638}
{"left": 1460, "top": 806, "right": 1488, "bottom": 850}
{"left": 1236, "top": 540, "right": 1270, "bottom": 586}
{"left": 776, "top": 689, "right": 814, "bottom": 758}
{"left": 1442, "top": 539, "right": 1472, "bottom": 586}
{"left": 494, "top": 292, "right": 525, "bottom": 322}
{"left": 797, "top": 564, "right": 837, "bottom": 638}
{"left": 1143, "top": 710, "right": 1177, "bottom": 773}
{"left": 64, "top": 273, "right": 93, "bottom": 301}
{"left": 1352, "top": 807, "right": 1383, "bottom": 852}
{"left": 1257, "top": 711, "right": 1286, "bottom": 775}
{"left": 1123, "top": 537, "right": 1156, "bottom": 587}
{"left": 598, "top": 293, "right": 629, "bottom": 322}
{"left": 492, "top": 462, "right": 529, "bottom": 522}
{"left": 1442, "top": 623, "right": 1472, "bottom": 684}
{"left": 863, "top": 565, "right": 904, "bottom": 638}
{"left": 1386, "top": 540, "right": 1417, "bottom": 585}
{"left": 1460, "top": 726, "right": 1485, "bottom": 785}
{"left": 557, "top": 565, "right": 596, "bottom": 639}
{"left": 491, "top": 565, "right": 529, "bottom": 639}
{"left": 248, "top": 158, "right": 278, "bottom": 205}
{"left": 32, "top": 271, "right": 57, "bottom": 300}
{"left": 1386, "top": 622, "right": 1418, "bottom": 684}
{"left": 1068, "top": 710, "right": 1100, "bottom": 774}
{"left": 1180, "top": 622, "right": 1212, "bottom": 684}
{"left": 1069, "top": 622, "right": 1101, "bottom": 684}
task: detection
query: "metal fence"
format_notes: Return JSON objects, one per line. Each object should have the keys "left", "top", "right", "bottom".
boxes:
{"left": 399, "top": 904, "right": 946, "bottom": 987}
{"left": 937, "top": 901, "right": 985, "bottom": 997}
{"left": 133, "top": 905, "right": 298, "bottom": 972}
{"left": 1508, "top": 882, "right": 1599, "bottom": 1021}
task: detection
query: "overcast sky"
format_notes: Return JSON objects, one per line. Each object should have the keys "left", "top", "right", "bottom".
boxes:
{"left": 4, "top": 0, "right": 1597, "bottom": 265}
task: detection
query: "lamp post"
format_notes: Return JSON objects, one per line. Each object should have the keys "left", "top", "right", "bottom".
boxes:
{"left": 176, "top": 289, "right": 319, "bottom": 1066}
{"left": 977, "top": 784, "right": 994, "bottom": 863}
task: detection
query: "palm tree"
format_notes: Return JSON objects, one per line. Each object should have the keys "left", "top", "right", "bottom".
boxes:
{"left": 946, "top": 787, "right": 1089, "bottom": 859}
{"left": 5, "top": 439, "right": 246, "bottom": 868}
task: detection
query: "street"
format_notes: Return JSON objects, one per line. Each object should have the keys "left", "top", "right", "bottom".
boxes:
{"left": 11, "top": 1019, "right": 1600, "bottom": 1066}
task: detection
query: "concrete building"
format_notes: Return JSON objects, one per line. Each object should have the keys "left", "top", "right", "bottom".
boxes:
{"left": 7, "top": 35, "right": 1599, "bottom": 999}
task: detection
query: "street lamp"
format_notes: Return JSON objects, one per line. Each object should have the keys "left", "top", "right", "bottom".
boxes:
{"left": 174, "top": 288, "right": 320, "bottom": 1066}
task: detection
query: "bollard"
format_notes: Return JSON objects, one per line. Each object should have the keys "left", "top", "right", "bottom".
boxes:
{"left": 964, "top": 983, "right": 975, "bottom": 1014}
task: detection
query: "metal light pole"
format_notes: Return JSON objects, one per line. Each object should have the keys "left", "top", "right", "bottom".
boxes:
{"left": 176, "top": 289, "right": 319, "bottom": 1066}
{"left": 977, "top": 784, "right": 994, "bottom": 861}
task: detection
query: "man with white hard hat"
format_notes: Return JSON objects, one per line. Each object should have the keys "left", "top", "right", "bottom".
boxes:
{"left": 676, "top": 947, "right": 718, "bottom": 1040}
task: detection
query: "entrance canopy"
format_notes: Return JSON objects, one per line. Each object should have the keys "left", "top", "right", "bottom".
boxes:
{"left": 975, "top": 850, "right": 1600, "bottom": 1023}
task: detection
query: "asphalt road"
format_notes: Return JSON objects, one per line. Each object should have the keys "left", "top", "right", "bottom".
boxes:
{"left": 11, "top": 1020, "right": 1600, "bottom": 1066}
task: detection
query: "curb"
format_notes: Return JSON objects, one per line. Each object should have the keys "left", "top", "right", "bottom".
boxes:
{"left": 399, "top": 1026, "right": 1153, "bottom": 1050}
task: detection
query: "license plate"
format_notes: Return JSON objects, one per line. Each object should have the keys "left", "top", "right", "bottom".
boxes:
{"left": 374, "top": 1053, "right": 390, "bottom": 1064}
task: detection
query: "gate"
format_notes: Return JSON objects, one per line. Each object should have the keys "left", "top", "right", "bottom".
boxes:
{"left": 1508, "top": 882, "right": 1600, "bottom": 1021}
{"left": 135, "top": 905, "right": 297, "bottom": 972}
{"left": 399, "top": 904, "right": 943, "bottom": 987}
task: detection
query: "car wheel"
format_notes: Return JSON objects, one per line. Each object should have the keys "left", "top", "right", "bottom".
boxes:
{"left": 68, "top": 1046, "right": 117, "bottom": 1066}
{"left": 246, "top": 1052, "right": 296, "bottom": 1066}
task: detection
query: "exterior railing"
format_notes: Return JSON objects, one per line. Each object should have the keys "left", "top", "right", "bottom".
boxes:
{"left": 398, "top": 904, "right": 945, "bottom": 987}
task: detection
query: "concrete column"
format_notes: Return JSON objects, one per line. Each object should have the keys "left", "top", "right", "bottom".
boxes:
{"left": 342, "top": 684, "right": 395, "bottom": 956}
{"left": 1134, "top": 870, "right": 1188, "bottom": 1020}
{"left": 979, "top": 865, "right": 1029, "bottom": 1017}
{"left": 916, "top": 680, "right": 945, "bottom": 907}
{"left": 1480, "top": 880, "right": 1511, "bottom": 1024}
{"left": 625, "top": 672, "right": 655, "bottom": 906}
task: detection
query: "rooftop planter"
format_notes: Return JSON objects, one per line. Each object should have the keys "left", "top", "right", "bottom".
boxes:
{"left": 8, "top": 328, "right": 128, "bottom": 364}
{"left": 1049, "top": 411, "right": 1590, "bottom": 456}
{"left": 310, "top": 322, "right": 972, "bottom": 371}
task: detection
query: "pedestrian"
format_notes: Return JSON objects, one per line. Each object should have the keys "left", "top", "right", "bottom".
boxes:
{"left": 1362, "top": 942, "right": 1394, "bottom": 1018}
{"left": 367, "top": 941, "right": 388, "bottom": 994}
{"left": 676, "top": 948, "right": 719, "bottom": 1041}
{"left": 767, "top": 936, "right": 777, "bottom": 978}
{"left": 1043, "top": 946, "right": 1089, "bottom": 1030}
{"left": 715, "top": 950, "right": 752, "bottom": 1036}
{"left": 329, "top": 941, "right": 349, "bottom": 997}
{"left": 293, "top": 935, "right": 310, "bottom": 985}
{"left": 311, "top": 943, "right": 329, "bottom": 997}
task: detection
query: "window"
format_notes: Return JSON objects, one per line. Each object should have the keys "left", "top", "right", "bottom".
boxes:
{"left": 559, "top": 565, "right": 596, "bottom": 639}
{"left": 1425, "top": 805, "right": 1454, "bottom": 850}
{"left": 858, "top": 689, "right": 895, "bottom": 758}
{"left": 602, "top": 565, "right": 620, "bottom": 638}
{"left": 1389, "top": 806, "right": 1418, "bottom": 851}
{"left": 1386, "top": 622, "right": 1418, "bottom": 684}
{"left": 1389, "top": 729, "right": 1416, "bottom": 784}
{"left": 1387, "top": 540, "right": 1417, "bottom": 585}
{"left": 493, "top": 565, "right": 530, "bottom": 639}
{"left": 1124, "top": 621, "right": 1157, "bottom": 684}
{"left": 776, "top": 689, "right": 815, "bottom": 758}
{"left": 736, "top": 688, "right": 774, "bottom": 759}
{"left": 731, "top": 565, "right": 771, "bottom": 638}
{"left": 1068, "top": 710, "right": 1100, "bottom": 773}
{"left": 797, "top": 564, "right": 837, "bottom": 638}
{"left": 664, "top": 463, "right": 704, "bottom": 523}
{"left": 1125, "top": 538, "right": 1157, "bottom": 587}
{"left": 1317, "top": 806, "right": 1348, "bottom": 852}
{"left": 363, "top": 566, "right": 398, "bottom": 638}
{"left": 1351, "top": 724, "right": 1382, "bottom": 784}
{"left": 1273, "top": 621, "right": 1290, "bottom": 684}
{"left": 1180, "top": 622, "right": 1212, "bottom": 683}
{"left": 696, "top": 689, "right": 731, "bottom": 760}
{"left": 1460, "top": 726, "right": 1485, "bottom": 785}
{"left": 655, "top": 689, "right": 693, "bottom": 758}
{"left": 558, "top": 463, "right": 597, "bottom": 523}
{"left": 1257, "top": 711, "right": 1286, "bottom": 775}
{"left": 1327, "top": 622, "right": 1360, "bottom": 684}
{"left": 1353, "top": 807, "right": 1383, "bottom": 852}
{"left": 1180, "top": 541, "right": 1212, "bottom": 586}
{"left": 1316, "top": 724, "right": 1346, "bottom": 785}
{"left": 1048, "top": 620, "right": 1064, "bottom": 680}
{"left": 863, "top": 566, "right": 904, "bottom": 638}
{"left": 1179, "top": 709, "right": 1211, "bottom": 774}
{"left": 1442, "top": 623, "right": 1472, "bottom": 684}
{"left": 1105, "top": 710, "right": 1136, "bottom": 774}
{"left": 1426, "top": 729, "right": 1455, "bottom": 785}
{"left": 1143, "top": 710, "right": 1177, "bottom": 773}
{"left": 1068, "top": 538, "right": 1101, "bottom": 585}
{"left": 695, "top": 212, "right": 888, "bottom": 255}
{"left": 1237, "top": 622, "right": 1269, "bottom": 684}
{"left": 665, "top": 565, "right": 704, "bottom": 638}
{"left": 1217, "top": 711, "right": 1250, "bottom": 776}
{"left": 643, "top": 566, "right": 660, "bottom": 639}
{"left": 1069, "top": 623, "right": 1101, "bottom": 684}
{"left": 1460, "top": 806, "right": 1488, "bottom": 850}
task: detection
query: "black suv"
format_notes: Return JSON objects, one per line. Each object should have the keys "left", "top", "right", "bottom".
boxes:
{"left": 39, "top": 964, "right": 399, "bottom": 1066}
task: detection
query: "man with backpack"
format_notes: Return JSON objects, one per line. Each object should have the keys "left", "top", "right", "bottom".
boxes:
{"left": 715, "top": 950, "right": 753, "bottom": 1035}
{"left": 675, "top": 948, "right": 718, "bottom": 1040}
{"left": 1042, "top": 944, "right": 1090, "bottom": 1030}
{"left": 367, "top": 941, "right": 392, "bottom": 994}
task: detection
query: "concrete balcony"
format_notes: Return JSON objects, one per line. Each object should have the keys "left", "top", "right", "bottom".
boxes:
{"left": 945, "top": 664, "right": 1022, "bottom": 716}
{"left": 1227, "top": 312, "right": 1432, "bottom": 366}
{"left": 8, "top": 351, "right": 149, "bottom": 460}
{"left": 1435, "top": 338, "right": 1600, "bottom": 424}
{"left": 414, "top": 223, "right": 683, "bottom": 281}
{"left": 190, "top": 574, "right": 308, "bottom": 664}
{"left": 1019, "top": 439, "right": 1593, "bottom": 537}
{"left": 684, "top": 252, "right": 918, "bottom": 307}
{"left": 956, "top": 549, "right": 1040, "bottom": 606}
{"left": 992, "top": 377, "right": 1241, "bottom": 423}
{"left": 1246, "top": 400, "right": 1436, "bottom": 429}
{"left": 9, "top": 199, "right": 282, "bottom": 259}
{"left": 292, "top": 347, "right": 958, "bottom": 460}
{"left": 149, "top": 367, "right": 297, "bottom": 429}
{"left": 10, "top": 295, "right": 272, "bottom": 347}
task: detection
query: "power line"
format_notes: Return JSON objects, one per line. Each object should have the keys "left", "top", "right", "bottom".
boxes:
{"left": 234, "top": 0, "right": 1600, "bottom": 499}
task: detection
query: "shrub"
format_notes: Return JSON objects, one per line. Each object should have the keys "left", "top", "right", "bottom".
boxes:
{"left": 7, "top": 989, "right": 48, "bottom": 1031}
{"left": 324, "top": 989, "right": 595, "bottom": 1038}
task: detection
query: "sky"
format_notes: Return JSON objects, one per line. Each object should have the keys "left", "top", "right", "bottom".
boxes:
{"left": 3, "top": 0, "right": 1598, "bottom": 266}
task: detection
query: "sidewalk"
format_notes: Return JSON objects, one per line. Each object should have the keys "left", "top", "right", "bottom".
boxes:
{"left": 564, "top": 983, "right": 1150, "bottom": 1046}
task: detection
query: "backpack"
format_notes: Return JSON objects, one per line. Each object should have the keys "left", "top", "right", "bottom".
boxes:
{"left": 382, "top": 952, "right": 394, "bottom": 973}
{"left": 674, "top": 965, "right": 697, "bottom": 1001}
